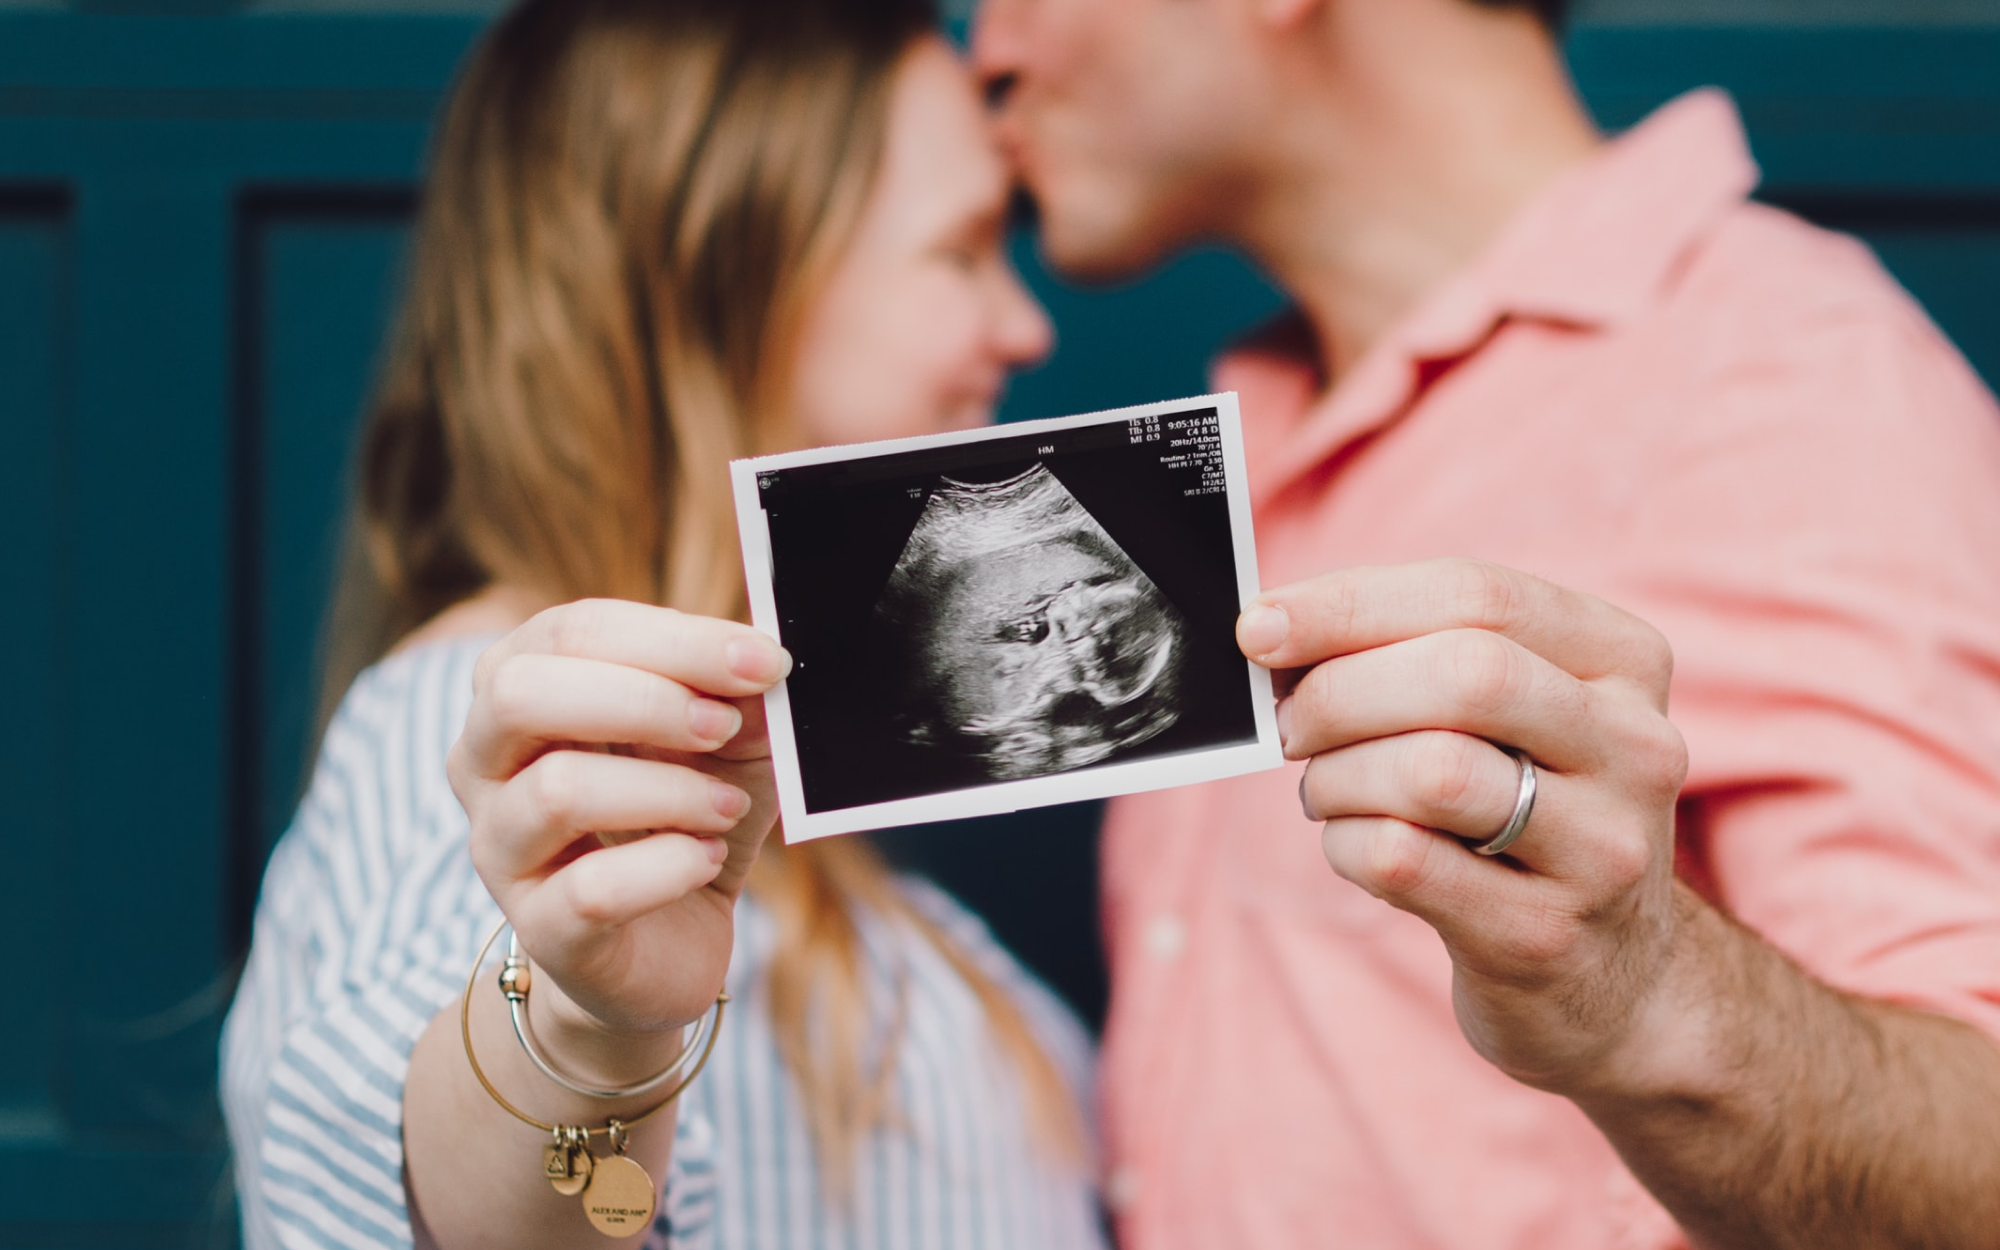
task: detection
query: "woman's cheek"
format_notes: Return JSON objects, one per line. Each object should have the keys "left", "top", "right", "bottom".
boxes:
{"left": 917, "top": 275, "right": 1000, "bottom": 409}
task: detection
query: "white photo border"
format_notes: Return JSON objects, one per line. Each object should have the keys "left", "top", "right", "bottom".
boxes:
{"left": 731, "top": 391, "right": 1283, "bottom": 842}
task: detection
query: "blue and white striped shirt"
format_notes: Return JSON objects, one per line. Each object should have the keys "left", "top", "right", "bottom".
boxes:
{"left": 221, "top": 636, "right": 1106, "bottom": 1250}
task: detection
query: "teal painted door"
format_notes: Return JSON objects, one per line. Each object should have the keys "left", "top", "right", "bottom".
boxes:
{"left": 2, "top": 9, "right": 1996, "bottom": 1247}
{"left": 0, "top": 17, "right": 479, "bottom": 1246}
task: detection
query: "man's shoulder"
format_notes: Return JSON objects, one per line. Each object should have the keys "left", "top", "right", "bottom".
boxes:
{"left": 1645, "top": 199, "right": 1999, "bottom": 446}
{"left": 1677, "top": 200, "right": 1936, "bottom": 351}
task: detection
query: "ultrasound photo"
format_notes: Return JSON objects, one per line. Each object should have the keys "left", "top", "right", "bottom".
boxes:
{"left": 734, "top": 394, "right": 1283, "bottom": 840}
{"left": 876, "top": 464, "right": 1189, "bottom": 780}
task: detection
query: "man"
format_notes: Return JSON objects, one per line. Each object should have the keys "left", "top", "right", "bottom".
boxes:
{"left": 973, "top": 0, "right": 2000, "bottom": 1246}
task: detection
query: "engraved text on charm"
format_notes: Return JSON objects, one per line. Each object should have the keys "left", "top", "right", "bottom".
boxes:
{"left": 582, "top": 1153, "right": 656, "bottom": 1237}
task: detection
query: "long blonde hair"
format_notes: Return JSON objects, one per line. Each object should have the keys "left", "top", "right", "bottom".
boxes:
{"left": 323, "top": 0, "right": 1079, "bottom": 1189}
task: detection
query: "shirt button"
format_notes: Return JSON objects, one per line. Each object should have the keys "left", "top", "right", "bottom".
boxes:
{"left": 1144, "top": 914, "right": 1186, "bottom": 961}
{"left": 1106, "top": 1165, "right": 1143, "bottom": 1212}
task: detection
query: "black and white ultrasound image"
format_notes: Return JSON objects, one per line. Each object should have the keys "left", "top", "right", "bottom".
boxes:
{"left": 758, "top": 411, "right": 1259, "bottom": 814}
{"left": 877, "top": 464, "right": 1189, "bottom": 779}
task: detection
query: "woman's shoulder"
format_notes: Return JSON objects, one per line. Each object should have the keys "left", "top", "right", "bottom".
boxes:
{"left": 324, "top": 633, "right": 495, "bottom": 758}
{"left": 260, "top": 635, "right": 498, "bottom": 924}
{"left": 307, "top": 633, "right": 497, "bottom": 813}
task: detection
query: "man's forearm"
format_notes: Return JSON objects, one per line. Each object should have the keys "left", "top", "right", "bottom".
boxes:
{"left": 1574, "top": 885, "right": 2000, "bottom": 1250}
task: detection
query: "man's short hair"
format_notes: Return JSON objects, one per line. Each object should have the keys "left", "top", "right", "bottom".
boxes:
{"left": 1469, "top": 0, "right": 1569, "bottom": 29}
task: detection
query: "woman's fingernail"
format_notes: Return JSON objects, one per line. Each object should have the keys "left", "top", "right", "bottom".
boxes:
{"left": 697, "top": 836, "right": 730, "bottom": 864}
{"left": 710, "top": 782, "right": 750, "bottom": 821}
{"left": 1239, "top": 603, "right": 1289, "bottom": 658}
{"left": 689, "top": 699, "right": 742, "bottom": 745}
{"left": 726, "top": 638, "right": 791, "bottom": 684}
{"left": 1275, "top": 696, "right": 1293, "bottom": 748}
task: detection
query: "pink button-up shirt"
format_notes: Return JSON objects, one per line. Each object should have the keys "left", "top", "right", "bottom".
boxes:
{"left": 1099, "top": 90, "right": 2000, "bottom": 1250}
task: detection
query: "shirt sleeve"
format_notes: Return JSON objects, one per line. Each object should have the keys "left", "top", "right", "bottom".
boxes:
{"left": 1580, "top": 241, "right": 2000, "bottom": 1250}
{"left": 1627, "top": 287, "right": 2000, "bottom": 1042}
{"left": 219, "top": 641, "right": 719, "bottom": 1250}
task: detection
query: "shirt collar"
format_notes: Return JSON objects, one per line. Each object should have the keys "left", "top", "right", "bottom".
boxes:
{"left": 1475, "top": 87, "right": 1761, "bottom": 332}
{"left": 1234, "top": 89, "right": 1762, "bottom": 508}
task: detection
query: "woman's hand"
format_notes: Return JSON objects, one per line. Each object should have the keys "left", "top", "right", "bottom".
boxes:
{"left": 446, "top": 599, "right": 791, "bottom": 1083}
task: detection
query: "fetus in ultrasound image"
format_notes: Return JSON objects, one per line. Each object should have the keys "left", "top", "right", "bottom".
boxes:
{"left": 873, "top": 464, "right": 1189, "bottom": 782}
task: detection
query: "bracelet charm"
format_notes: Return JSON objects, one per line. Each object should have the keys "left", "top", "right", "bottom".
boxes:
{"left": 460, "top": 919, "right": 726, "bottom": 1238}
{"left": 545, "top": 1125, "right": 592, "bottom": 1196}
{"left": 582, "top": 1120, "right": 655, "bottom": 1236}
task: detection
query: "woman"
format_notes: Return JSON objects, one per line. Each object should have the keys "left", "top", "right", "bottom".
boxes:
{"left": 219, "top": 1, "right": 1102, "bottom": 1247}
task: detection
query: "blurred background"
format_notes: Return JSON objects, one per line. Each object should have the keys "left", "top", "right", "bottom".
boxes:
{"left": 2, "top": 0, "right": 1997, "bottom": 1245}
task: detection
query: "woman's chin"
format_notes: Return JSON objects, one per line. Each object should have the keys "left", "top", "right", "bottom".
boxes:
{"left": 943, "top": 398, "right": 1000, "bottom": 432}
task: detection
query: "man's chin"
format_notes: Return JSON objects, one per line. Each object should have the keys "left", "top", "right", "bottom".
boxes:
{"left": 1033, "top": 217, "right": 1178, "bottom": 287}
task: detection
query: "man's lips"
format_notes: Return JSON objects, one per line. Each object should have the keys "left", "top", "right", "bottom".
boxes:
{"left": 988, "top": 111, "right": 1036, "bottom": 182}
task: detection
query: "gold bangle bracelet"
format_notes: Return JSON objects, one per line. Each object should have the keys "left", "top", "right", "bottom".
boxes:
{"left": 457, "top": 917, "right": 727, "bottom": 1236}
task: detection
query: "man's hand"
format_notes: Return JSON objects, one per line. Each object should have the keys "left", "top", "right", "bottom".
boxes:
{"left": 1237, "top": 558, "right": 2000, "bottom": 1250}
{"left": 1237, "top": 558, "right": 1693, "bottom": 1093}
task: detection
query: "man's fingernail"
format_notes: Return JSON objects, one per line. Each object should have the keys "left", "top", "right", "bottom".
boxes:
{"left": 726, "top": 638, "right": 791, "bottom": 684}
{"left": 710, "top": 782, "right": 750, "bottom": 821}
{"left": 1239, "top": 603, "right": 1289, "bottom": 658}
{"left": 689, "top": 700, "right": 742, "bottom": 744}
{"left": 697, "top": 835, "right": 730, "bottom": 864}
{"left": 1275, "top": 697, "right": 1293, "bottom": 747}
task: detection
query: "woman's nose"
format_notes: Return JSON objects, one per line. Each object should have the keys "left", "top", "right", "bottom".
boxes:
{"left": 991, "top": 261, "right": 1054, "bottom": 370}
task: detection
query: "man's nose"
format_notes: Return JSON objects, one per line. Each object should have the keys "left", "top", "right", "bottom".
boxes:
{"left": 968, "top": 0, "right": 1028, "bottom": 103}
{"left": 984, "top": 71, "right": 1021, "bottom": 112}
